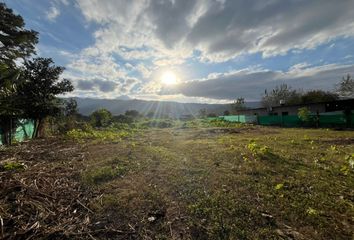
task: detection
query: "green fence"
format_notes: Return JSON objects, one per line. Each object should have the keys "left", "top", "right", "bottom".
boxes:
{"left": 216, "top": 113, "right": 354, "bottom": 128}
{"left": 219, "top": 115, "right": 257, "bottom": 123}
{"left": 0, "top": 119, "right": 35, "bottom": 145}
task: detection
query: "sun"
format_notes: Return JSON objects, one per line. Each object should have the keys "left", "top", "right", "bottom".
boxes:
{"left": 161, "top": 71, "right": 178, "bottom": 85}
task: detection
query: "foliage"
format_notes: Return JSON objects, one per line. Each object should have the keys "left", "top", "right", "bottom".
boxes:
{"left": 262, "top": 84, "right": 302, "bottom": 107}
{"left": 336, "top": 74, "right": 354, "bottom": 98}
{"left": 246, "top": 140, "right": 273, "bottom": 159}
{"left": 301, "top": 90, "right": 339, "bottom": 103}
{"left": 140, "top": 119, "right": 174, "bottom": 128}
{"left": 17, "top": 58, "right": 73, "bottom": 137}
{"left": 298, "top": 107, "right": 311, "bottom": 122}
{"left": 232, "top": 97, "right": 246, "bottom": 111}
{"left": 64, "top": 98, "right": 78, "bottom": 117}
{"left": 66, "top": 127, "right": 133, "bottom": 142}
{"left": 1, "top": 162, "right": 26, "bottom": 171}
{"left": 90, "top": 108, "right": 113, "bottom": 127}
{"left": 0, "top": 3, "right": 38, "bottom": 144}
{"left": 113, "top": 114, "right": 134, "bottom": 124}
{"left": 82, "top": 165, "right": 127, "bottom": 185}
{"left": 0, "top": 3, "right": 38, "bottom": 65}
{"left": 125, "top": 109, "right": 140, "bottom": 118}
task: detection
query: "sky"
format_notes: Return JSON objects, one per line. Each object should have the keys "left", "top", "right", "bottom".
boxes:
{"left": 4, "top": 0, "right": 354, "bottom": 103}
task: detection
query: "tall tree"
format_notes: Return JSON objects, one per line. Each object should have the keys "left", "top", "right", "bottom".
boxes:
{"left": 261, "top": 84, "right": 302, "bottom": 107}
{"left": 336, "top": 74, "right": 354, "bottom": 98}
{"left": 301, "top": 90, "right": 338, "bottom": 103}
{"left": 0, "top": 3, "right": 38, "bottom": 144}
{"left": 18, "top": 58, "right": 73, "bottom": 137}
{"left": 232, "top": 97, "right": 246, "bottom": 112}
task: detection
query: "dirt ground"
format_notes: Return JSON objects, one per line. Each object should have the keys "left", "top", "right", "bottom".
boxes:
{"left": 1, "top": 125, "right": 353, "bottom": 239}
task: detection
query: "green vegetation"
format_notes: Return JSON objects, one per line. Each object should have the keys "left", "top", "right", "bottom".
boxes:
{"left": 73, "top": 121, "right": 353, "bottom": 239}
{"left": 1, "top": 162, "right": 26, "bottom": 171}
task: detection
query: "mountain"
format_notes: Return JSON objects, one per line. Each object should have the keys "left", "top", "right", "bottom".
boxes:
{"left": 72, "top": 97, "right": 261, "bottom": 117}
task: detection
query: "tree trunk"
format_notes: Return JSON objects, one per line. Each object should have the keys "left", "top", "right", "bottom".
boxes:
{"left": 34, "top": 117, "right": 46, "bottom": 138}
{"left": 0, "top": 117, "right": 13, "bottom": 145}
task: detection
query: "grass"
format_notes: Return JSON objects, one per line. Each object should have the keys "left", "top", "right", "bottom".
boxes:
{"left": 5, "top": 120, "right": 353, "bottom": 239}
{"left": 72, "top": 121, "right": 354, "bottom": 239}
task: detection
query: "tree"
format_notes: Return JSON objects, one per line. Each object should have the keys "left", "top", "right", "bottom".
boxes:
{"left": 90, "top": 108, "right": 112, "bottom": 127}
{"left": 18, "top": 58, "right": 74, "bottom": 137}
{"left": 232, "top": 97, "right": 246, "bottom": 112}
{"left": 64, "top": 98, "right": 78, "bottom": 117}
{"left": 336, "top": 74, "right": 354, "bottom": 98}
{"left": 198, "top": 108, "right": 207, "bottom": 118}
{"left": 125, "top": 110, "right": 140, "bottom": 118}
{"left": 301, "top": 90, "right": 338, "bottom": 103}
{"left": 261, "top": 84, "right": 302, "bottom": 107}
{"left": 0, "top": 3, "right": 38, "bottom": 65}
{"left": 223, "top": 110, "right": 230, "bottom": 116}
{"left": 0, "top": 3, "right": 38, "bottom": 144}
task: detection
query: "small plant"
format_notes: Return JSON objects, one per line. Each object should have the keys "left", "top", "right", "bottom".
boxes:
{"left": 340, "top": 153, "right": 354, "bottom": 175}
{"left": 1, "top": 162, "right": 26, "bottom": 171}
{"left": 246, "top": 140, "right": 273, "bottom": 160}
{"left": 298, "top": 107, "right": 311, "bottom": 122}
{"left": 275, "top": 183, "right": 284, "bottom": 190}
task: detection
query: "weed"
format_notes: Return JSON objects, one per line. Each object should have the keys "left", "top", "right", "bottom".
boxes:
{"left": 82, "top": 165, "right": 127, "bottom": 185}
{"left": 1, "top": 162, "right": 26, "bottom": 171}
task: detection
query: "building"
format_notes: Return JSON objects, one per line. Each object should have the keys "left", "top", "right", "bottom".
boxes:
{"left": 237, "top": 99, "right": 354, "bottom": 116}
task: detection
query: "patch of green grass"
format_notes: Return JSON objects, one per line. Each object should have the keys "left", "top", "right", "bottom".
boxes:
{"left": 1, "top": 162, "right": 26, "bottom": 171}
{"left": 82, "top": 165, "right": 127, "bottom": 185}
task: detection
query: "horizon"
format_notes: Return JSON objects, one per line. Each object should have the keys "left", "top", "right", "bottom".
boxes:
{"left": 3, "top": 0, "right": 354, "bottom": 104}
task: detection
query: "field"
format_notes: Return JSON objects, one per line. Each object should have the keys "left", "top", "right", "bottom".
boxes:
{"left": 1, "top": 121, "right": 353, "bottom": 239}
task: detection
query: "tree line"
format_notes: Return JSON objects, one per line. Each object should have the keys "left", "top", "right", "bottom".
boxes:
{"left": 0, "top": 3, "right": 74, "bottom": 144}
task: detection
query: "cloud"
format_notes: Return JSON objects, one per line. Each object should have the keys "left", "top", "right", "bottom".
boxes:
{"left": 159, "top": 64, "right": 354, "bottom": 100}
{"left": 76, "top": 79, "right": 118, "bottom": 92}
{"left": 46, "top": 6, "right": 60, "bottom": 21}
{"left": 75, "top": 0, "right": 354, "bottom": 63}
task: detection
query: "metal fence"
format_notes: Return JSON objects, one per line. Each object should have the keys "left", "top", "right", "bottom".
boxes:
{"left": 210, "top": 112, "right": 354, "bottom": 128}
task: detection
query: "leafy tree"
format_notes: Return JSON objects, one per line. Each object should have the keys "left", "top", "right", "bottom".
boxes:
{"left": 232, "top": 97, "right": 246, "bottom": 111}
{"left": 113, "top": 114, "right": 133, "bottom": 124}
{"left": 336, "top": 74, "right": 354, "bottom": 98}
{"left": 18, "top": 58, "right": 74, "bottom": 137}
{"left": 261, "top": 84, "right": 302, "bottom": 107}
{"left": 0, "top": 3, "right": 38, "bottom": 65}
{"left": 90, "top": 108, "right": 113, "bottom": 127}
{"left": 301, "top": 90, "right": 338, "bottom": 103}
{"left": 125, "top": 110, "right": 140, "bottom": 118}
{"left": 64, "top": 98, "right": 78, "bottom": 117}
{"left": 0, "top": 3, "right": 38, "bottom": 144}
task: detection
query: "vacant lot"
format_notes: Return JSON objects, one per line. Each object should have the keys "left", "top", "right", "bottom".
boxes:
{"left": 1, "top": 123, "right": 353, "bottom": 239}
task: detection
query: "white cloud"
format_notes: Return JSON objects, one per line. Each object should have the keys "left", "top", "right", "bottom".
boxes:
{"left": 73, "top": 0, "right": 354, "bottom": 64}
{"left": 46, "top": 6, "right": 60, "bottom": 21}
{"left": 159, "top": 63, "right": 354, "bottom": 100}
{"left": 63, "top": 0, "right": 354, "bottom": 101}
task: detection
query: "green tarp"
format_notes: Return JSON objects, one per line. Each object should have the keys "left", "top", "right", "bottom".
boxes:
{"left": 0, "top": 119, "right": 35, "bottom": 145}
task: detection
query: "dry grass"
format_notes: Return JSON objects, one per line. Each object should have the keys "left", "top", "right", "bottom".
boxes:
{"left": 1, "top": 124, "right": 353, "bottom": 239}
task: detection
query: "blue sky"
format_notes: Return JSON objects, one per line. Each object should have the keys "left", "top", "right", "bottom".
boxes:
{"left": 4, "top": 0, "right": 354, "bottom": 103}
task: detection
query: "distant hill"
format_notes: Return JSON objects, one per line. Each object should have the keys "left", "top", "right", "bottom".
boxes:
{"left": 72, "top": 97, "right": 261, "bottom": 117}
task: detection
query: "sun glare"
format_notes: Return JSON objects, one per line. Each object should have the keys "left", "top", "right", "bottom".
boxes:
{"left": 161, "top": 71, "right": 178, "bottom": 85}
